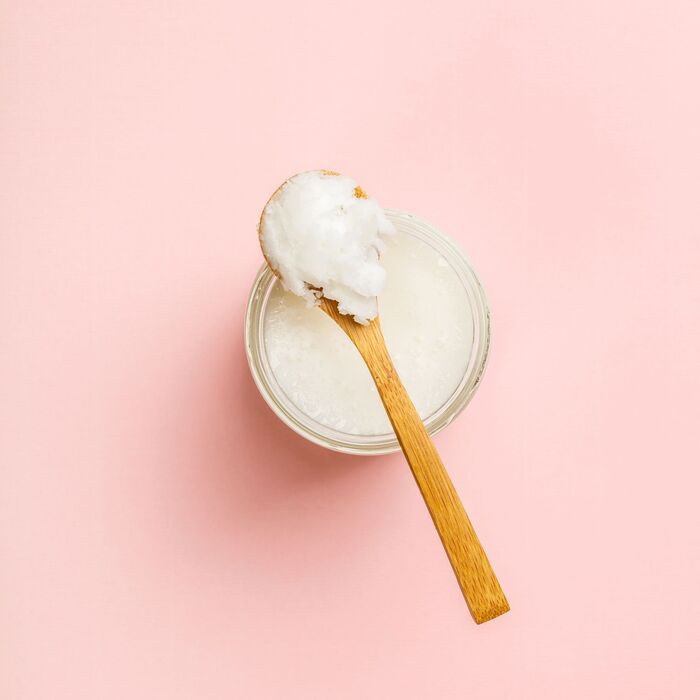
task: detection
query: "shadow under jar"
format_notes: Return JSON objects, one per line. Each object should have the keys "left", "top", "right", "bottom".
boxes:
{"left": 245, "top": 209, "right": 491, "bottom": 455}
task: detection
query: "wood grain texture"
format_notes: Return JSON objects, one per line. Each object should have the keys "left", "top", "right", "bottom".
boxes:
{"left": 321, "top": 298, "right": 509, "bottom": 624}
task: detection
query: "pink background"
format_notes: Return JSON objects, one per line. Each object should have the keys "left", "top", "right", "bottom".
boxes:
{"left": 2, "top": 1, "right": 699, "bottom": 698}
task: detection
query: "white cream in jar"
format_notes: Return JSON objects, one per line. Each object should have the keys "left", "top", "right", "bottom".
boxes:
{"left": 262, "top": 226, "right": 475, "bottom": 436}
{"left": 246, "top": 208, "right": 490, "bottom": 455}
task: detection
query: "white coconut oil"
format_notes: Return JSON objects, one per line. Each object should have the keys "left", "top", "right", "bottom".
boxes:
{"left": 263, "top": 229, "right": 474, "bottom": 436}
{"left": 259, "top": 170, "right": 395, "bottom": 324}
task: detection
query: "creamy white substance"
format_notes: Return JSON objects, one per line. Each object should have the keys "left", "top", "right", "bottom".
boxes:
{"left": 259, "top": 171, "right": 395, "bottom": 323}
{"left": 263, "top": 231, "right": 473, "bottom": 435}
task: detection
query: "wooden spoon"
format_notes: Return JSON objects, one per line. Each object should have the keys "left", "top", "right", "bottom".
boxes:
{"left": 259, "top": 178, "right": 509, "bottom": 624}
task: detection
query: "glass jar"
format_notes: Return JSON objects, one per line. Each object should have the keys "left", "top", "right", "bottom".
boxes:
{"left": 244, "top": 209, "right": 491, "bottom": 455}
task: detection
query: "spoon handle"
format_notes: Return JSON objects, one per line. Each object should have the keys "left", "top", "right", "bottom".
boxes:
{"left": 372, "top": 350, "right": 509, "bottom": 623}
{"left": 321, "top": 300, "right": 509, "bottom": 624}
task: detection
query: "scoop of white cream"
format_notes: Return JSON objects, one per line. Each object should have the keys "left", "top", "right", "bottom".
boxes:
{"left": 259, "top": 170, "right": 395, "bottom": 323}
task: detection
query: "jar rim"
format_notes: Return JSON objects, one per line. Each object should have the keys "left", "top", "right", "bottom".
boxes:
{"left": 244, "top": 209, "right": 491, "bottom": 455}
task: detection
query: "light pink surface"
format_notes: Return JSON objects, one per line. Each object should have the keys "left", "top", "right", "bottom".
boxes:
{"left": 2, "top": 1, "right": 699, "bottom": 698}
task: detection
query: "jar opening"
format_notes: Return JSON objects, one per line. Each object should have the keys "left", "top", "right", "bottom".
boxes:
{"left": 245, "top": 209, "right": 490, "bottom": 455}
